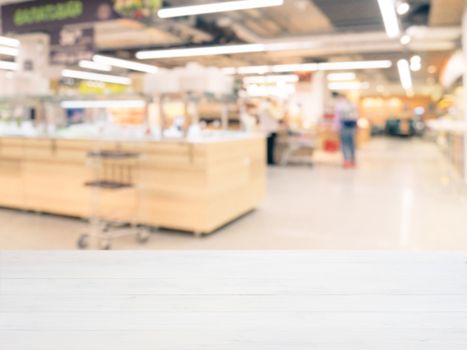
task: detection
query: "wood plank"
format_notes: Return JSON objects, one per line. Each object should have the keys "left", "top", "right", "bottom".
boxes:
{"left": 0, "top": 252, "right": 466, "bottom": 349}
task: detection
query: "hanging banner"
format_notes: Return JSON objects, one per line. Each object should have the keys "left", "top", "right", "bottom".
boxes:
{"left": 1, "top": 0, "right": 119, "bottom": 34}
{"left": 50, "top": 27, "right": 94, "bottom": 65}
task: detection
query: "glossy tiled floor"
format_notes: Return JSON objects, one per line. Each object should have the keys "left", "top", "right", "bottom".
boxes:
{"left": 1, "top": 138, "right": 466, "bottom": 250}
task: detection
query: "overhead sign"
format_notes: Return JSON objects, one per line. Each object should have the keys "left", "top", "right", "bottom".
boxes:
{"left": 1, "top": 0, "right": 119, "bottom": 34}
{"left": 50, "top": 27, "right": 94, "bottom": 65}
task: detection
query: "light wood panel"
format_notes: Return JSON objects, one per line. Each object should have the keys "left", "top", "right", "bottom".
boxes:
{"left": 0, "top": 136, "right": 266, "bottom": 234}
{"left": 0, "top": 252, "right": 466, "bottom": 349}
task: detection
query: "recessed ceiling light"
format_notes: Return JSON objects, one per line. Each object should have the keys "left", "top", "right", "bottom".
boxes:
{"left": 400, "top": 35, "right": 411, "bottom": 45}
{"left": 410, "top": 55, "right": 421, "bottom": 64}
{"left": 397, "top": 2, "right": 410, "bottom": 15}
{"left": 410, "top": 55, "right": 422, "bottom": 72}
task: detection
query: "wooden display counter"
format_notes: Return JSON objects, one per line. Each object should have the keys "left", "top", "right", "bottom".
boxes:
{"left": 0, "top": 135, "right": 266, "bottom": 235}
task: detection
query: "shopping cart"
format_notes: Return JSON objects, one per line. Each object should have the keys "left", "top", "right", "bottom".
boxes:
{"left": 77, "top": 150, "right": 150, "bottom": 250}
{"left": 278, "top": 131, "right": 315, "bottom": 166}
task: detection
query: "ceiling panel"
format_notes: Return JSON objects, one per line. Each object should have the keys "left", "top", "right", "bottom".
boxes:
{"left": 312, "top": 0, "right": 384, "bottom": 32}
{"left": 430, "top": 0, "right": 465, "bottom": 26}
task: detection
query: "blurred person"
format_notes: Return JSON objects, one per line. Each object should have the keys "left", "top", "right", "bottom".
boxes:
{"left": 258, "top": 98, "right": 280, "bottom": 165}
{"left": 333, "top": 92, "right": 358, "bottom": 168}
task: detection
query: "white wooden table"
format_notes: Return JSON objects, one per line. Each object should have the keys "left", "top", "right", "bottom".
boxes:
{"left": 1, "top": 252, "right": 467, "bottom": 349}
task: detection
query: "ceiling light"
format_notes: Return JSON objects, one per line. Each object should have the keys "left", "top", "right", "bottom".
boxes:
{"left": 397, "top": 2, "right": 410, "bottom": 15}
{"left": 0, "top": 46, "right": 18, "bottom": 57}
{"left": 410, "top": 63, "right": 421, "bottom": 72}
{"left": 0, "top": 36, "right": 20, "bottom": 48}
{"left": 244, "top": 74, "right": 299, "bottom": 84}
{"left": 328, "top": 82, "right": 369, "bottom": 91}
{"left": 79, "top": 60, "right": 112, "bottom": 72}
{"left": 136, "top": 43, "right": 266, "bottom": 60}
{"left": 93, "top": 55, "right": 158, "bottom": 73}
{"left": 397, "top": 59, "right": 413, "bottom": 90}
{"left": 319, "top": 60, "right": 392, "bottom": 70}
{"left": 223, "top": 60, "right": 392, "bottom": 76}
{"left": 158, "top": 0, "right": 284, "bottom": 18}
{"left": 271, "top": 63, "right": 318, "bottom": 73}
{"left": 377, "top": 0, "right": 401, "bottom": 38}
{"left": 0, "top": 60, "right": 18, "bottom": 71}
{"left": 61, "top": 100, "right": 145, "bottom": 109}
{"left": 62, "top": 69, "right": 131, "bottom": 85}
{"left": 410, "top": 55, "right": 422, "bottom": 72}
{"left": 400, "top": 35, "right": 411, "bottom": 45}
{"left": 410, "top": 55, "right": 421, "bottom": 64}
{"left": 327, "top": 72, "right": 356, "bottom": 81}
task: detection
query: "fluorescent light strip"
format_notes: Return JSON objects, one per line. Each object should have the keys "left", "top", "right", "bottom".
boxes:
{"left": 327, "top": 72, "right": 356, "bottom": 81}
{"left": 93, "top": 55, "right": 158, "bottom": 73}
{"left": 319, "top": 60, "right": 392, "bottom": 70}
{"left": 223, "top": 60, "right": 392, "bottom": 76}
{"left": 0, "top": 36, "right": 20, "bottom": 48}
{"left": 377, "top": 0, "right": 400, "bottom": 38}
{"left": 0, "top": 60, "right": 18, "bottom": 71}
{"left": 328, "top": 82, "right": 369, "bottom": 91}
{"left": 62, "top": 69, "right": 131, "bottom": 85}
{"left": 61, "top": 100, "right": 145, "bottom": 109}
{"left": 158, "top": 0, "right": 283, "bottom": 18}
{"left": 244, "top": 74, "right": 299, "bottom": 84}
{"left": 0, "top": 46, "right": 18, "bottom": 57}
{"left": 136, "top": 42, "right": 316, "bottom": 61}
{"left": 136, "top": 43, "right": 266, "bottom": 60}
{"left": 79, "top": 60, "right": 112, "bottom": 72}
{"left": 272, "top": 63, "right": 318, "bottom": 73}
{"left": 397, "top": 59, "right": 413, "bottom": 90}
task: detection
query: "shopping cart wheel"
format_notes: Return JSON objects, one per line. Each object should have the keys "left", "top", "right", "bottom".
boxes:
{"left": 136, "top": 230, "right": 150, "bottom": 244}
{"left": 77, "top": 234, "right": 90, "bottom": 250}
{"left": 99, "top": 239, "right": 112, "bottom": 250}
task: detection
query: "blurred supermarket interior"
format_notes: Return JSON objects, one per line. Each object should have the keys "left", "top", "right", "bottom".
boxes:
{"left": 0, "top": 0, "right": 466, "bottom": 250}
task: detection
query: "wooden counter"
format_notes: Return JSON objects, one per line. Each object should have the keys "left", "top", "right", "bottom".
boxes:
{"left": 0, "top": 135, "right": 266, "bottom": 235}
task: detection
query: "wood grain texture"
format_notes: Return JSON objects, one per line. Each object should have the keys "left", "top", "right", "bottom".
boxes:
{"left": 0, "top": 251, "right": 466, "bottom": 349}
{"left": 0, "top": 136, "right": 266, "bottom": 234}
